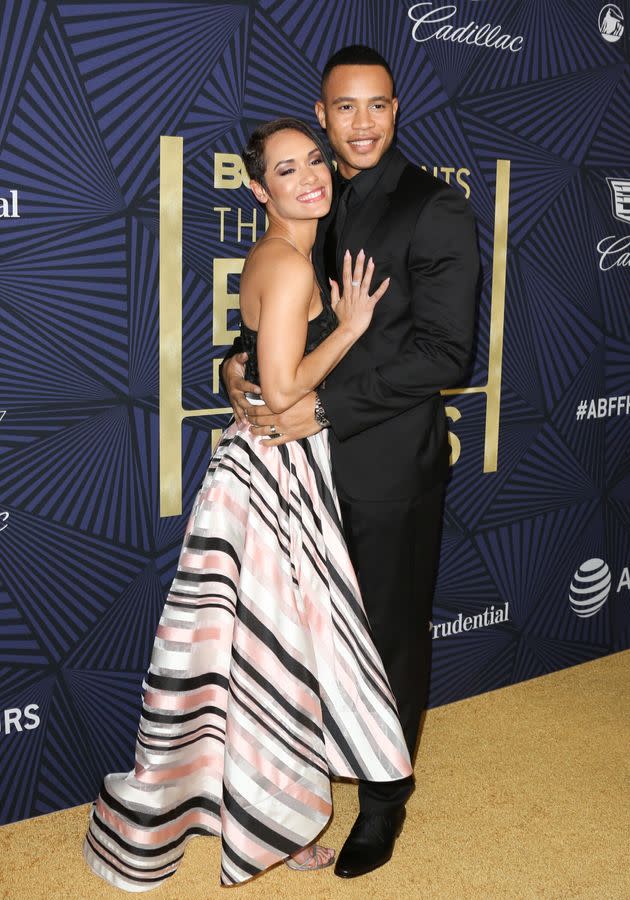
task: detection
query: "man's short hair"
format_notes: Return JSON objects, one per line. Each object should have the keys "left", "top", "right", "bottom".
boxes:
{"left": 321, "top": 45, "right": 395, "bottom": 96}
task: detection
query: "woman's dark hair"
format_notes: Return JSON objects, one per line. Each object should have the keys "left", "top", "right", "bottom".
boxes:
{"left": 242, "top": 117, "right": 333, "bottom": 189}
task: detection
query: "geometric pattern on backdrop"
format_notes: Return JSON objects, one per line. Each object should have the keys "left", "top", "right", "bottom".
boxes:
{"left": 0, "top": 0, "right": 628, "bottom": 824}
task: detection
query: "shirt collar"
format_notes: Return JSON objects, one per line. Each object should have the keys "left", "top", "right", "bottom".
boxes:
{"left": 337, "top": 144, "right": 396, "bottom": 203}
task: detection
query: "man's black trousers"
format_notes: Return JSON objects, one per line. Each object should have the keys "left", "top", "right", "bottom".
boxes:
{"left": 338, "top": 480, "right": 445, "bottom": 813}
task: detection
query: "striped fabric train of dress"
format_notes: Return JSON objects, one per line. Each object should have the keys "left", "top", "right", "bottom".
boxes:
{"left": 83, "top": 419, "right": 412, "bottom": 889}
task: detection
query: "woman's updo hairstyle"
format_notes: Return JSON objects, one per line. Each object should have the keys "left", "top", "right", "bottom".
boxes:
{"left": 242, "top": 117, "right": 333, "bottom": 189}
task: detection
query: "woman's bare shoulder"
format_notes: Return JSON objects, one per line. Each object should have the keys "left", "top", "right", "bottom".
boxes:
{"left": 248, "top": 239, "right": 311, "bottom": 281}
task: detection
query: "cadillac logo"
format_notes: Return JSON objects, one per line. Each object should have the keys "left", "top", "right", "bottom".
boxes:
{"left": 607, "top": 178, "right": 630, "bottom": 223}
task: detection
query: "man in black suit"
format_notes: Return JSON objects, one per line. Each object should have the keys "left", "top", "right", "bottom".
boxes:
{"left": 223, "top": 45, "right": 479, "bottom": 877}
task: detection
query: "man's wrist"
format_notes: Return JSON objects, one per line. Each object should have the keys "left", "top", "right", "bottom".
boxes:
{"left": 314, "top": 391, "right": 330, "bottom": 428}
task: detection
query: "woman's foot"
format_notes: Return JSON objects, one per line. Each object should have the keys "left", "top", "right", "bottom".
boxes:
{"left": 285, "top": 843, "right": 335, "bottom": 871}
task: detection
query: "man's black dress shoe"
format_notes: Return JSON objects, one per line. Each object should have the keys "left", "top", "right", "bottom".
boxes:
{"left": 334, "top": 807, "right": 406, "bottom": 878}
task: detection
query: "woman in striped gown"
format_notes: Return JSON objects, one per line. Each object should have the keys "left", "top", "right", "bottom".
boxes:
{"left": 83, "top": 118, "right": 412, "bottom": 889}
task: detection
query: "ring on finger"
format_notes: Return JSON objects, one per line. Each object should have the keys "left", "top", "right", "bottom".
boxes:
{"left": 351, "top": 280, "right": 360, "bottom": 286}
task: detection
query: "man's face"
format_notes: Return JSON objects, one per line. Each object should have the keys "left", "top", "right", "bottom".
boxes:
{"left": 315, "top": 64, "right": 398, "bottom": 179}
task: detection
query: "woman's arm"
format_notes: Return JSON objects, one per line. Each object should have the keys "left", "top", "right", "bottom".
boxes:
{"left": 256, "top": 247, "right": 387, "bottom": 415}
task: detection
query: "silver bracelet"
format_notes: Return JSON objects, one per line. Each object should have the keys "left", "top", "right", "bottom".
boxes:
{"left": 314, "top": 392, "right": 331, "bottom": 428}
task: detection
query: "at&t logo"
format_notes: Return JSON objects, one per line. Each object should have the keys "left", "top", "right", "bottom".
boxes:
{"left": 569, "top": 558, "right": 630, "bottom": 618}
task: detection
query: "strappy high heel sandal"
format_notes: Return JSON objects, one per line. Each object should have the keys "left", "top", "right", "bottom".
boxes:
{"left": 285, "top": 843, "right": 335, "bottom": 871}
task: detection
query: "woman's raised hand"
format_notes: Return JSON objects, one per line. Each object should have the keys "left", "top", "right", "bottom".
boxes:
{"left": 329, "top": 249, "right": 390, "bottom": 337}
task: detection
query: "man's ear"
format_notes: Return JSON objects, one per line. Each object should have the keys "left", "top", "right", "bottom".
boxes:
{"left": 250, "top": 180, "right": 269, "bottom": 204}
{"left": 315, "top": 100, "right": 326, "bottom": 130}
{"left": 392, "top": 97, "right": 399, "bottom": 123}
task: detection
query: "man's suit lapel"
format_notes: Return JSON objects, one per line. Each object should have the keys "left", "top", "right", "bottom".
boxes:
{"left": 335, "top": 149, "right": 408, "bottom": 275}
{"left": 336, "top": 195, "right": 394, "bottom": 273}
{"left": 315, "top": 191, "right": 338, "bottom": 292}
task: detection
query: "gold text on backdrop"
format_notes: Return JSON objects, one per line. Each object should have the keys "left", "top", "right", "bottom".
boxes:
{"left": 159, "top": 140, "right": 509, "bottom": 515}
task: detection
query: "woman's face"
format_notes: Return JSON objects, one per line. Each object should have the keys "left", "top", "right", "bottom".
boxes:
{"left": 255, "top": 129, "right": 333, "bottom": 220}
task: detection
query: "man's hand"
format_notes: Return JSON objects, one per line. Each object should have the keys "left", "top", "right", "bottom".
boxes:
{"left": 222, "top": 352, "right": 261, "bottom": 425}
{"left": 248, "top": 392, "right": 322, "bottom": 446}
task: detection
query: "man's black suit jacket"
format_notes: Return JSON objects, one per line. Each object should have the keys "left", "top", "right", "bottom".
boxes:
{"left": 315, "top": 147, "right": 479, "bottom": 501}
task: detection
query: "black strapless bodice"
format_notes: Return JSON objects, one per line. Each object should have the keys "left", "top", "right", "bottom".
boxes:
{"left": 240, "top": 302, "right": 338, "bottom": 386}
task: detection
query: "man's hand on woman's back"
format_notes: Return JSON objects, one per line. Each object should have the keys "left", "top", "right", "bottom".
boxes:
{"left": 222, "top": 352, "right": 261, "bottom": 425}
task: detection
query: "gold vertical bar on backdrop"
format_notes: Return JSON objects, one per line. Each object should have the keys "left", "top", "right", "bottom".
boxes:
{"left": 484, "top": 158, "right": 510, "bottom": 473}
{"left": 212, "top": 358, "right": 223, "bottom": 393}
{"left": 159, "top": 138, "right": 233, "bottom": 517}
{"left": 211, "top": 429, "right": 224, "bottom": 452}
{"left": 441, "top": 158, "right": 510, "bottom": 473}
{"left": 159, "top": 136, "right": 184, "bottom": 518}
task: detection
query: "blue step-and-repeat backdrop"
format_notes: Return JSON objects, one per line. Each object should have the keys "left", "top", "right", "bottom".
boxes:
{"left": 0, "top": 0, "right": 629, "bottom": 825}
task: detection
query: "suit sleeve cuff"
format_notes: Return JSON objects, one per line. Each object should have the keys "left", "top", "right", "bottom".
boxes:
{"left": 318, "top": 385, "right": 351, "bottom": 440}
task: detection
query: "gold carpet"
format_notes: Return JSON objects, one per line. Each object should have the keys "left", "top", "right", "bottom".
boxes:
{"left": 1, "top": 651, "right": 628, "bottom": 900}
